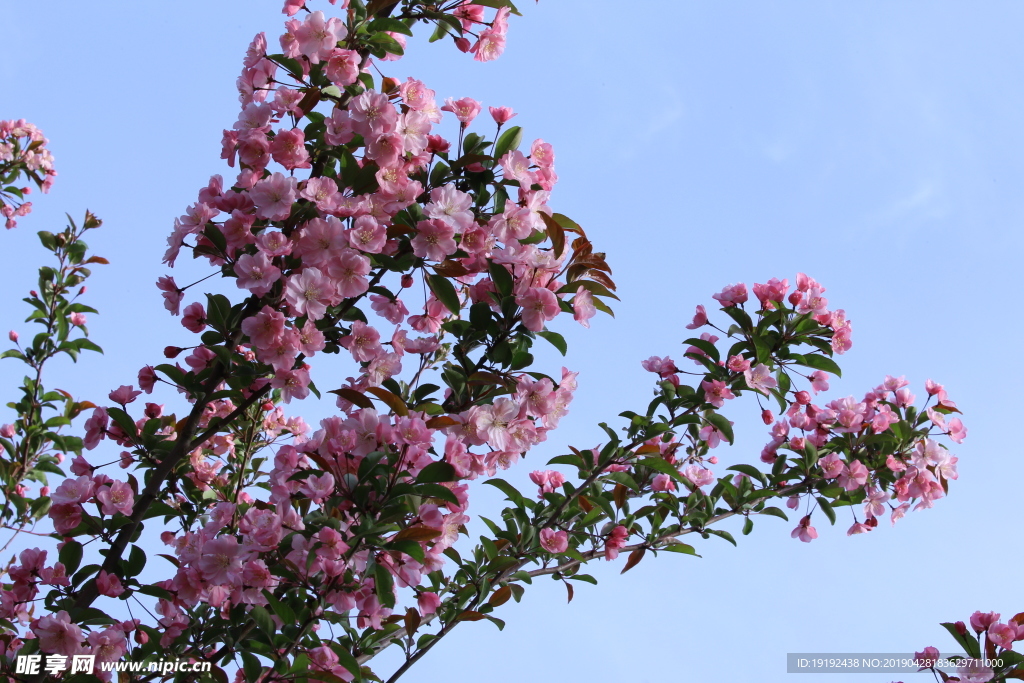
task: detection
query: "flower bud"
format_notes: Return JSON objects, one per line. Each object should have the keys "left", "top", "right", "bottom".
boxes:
{"left": 0, "top": 424, "right": 14, "bottom": 438}
{"left": 8, "top": 331, "right": 18, "bottom": 343}
{"left": 163, "top": 346, "right": 183, "bottom": 358}
{"left": 134, "top": 629, "right": 149, "bottom": 645}
{"left": 401, "top": 274, "right": 414, "bottom": 288}
{"left": 795, "top": 391, "right": 811, "bottom": 405}
{"left": 761, "top": 409, "right": 774, "bottom": 425}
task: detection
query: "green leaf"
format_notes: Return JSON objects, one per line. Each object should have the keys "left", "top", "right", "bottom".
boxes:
{"left": 241, "top": 652, "right": 262, "bottom": 683}
{"left": 816, "top": 497, "right": 837, "bottom": 525}
{"left": 59, "top": 541, "right": 83, "bottom": 575}
{"left": 726, "top": 464, "right": 767, "bottom": 486}
{"left": 125, "top": 545, "right": 146, "bottom": 578}
{"left": 705, "top": 528, "right": 737, "bottom": 546}
{"left": 261, "top": 590, "right": 297, "bottom": 624}
{"left": 637, "top": 457, "right": 684, "bottom": 481}
{"left": 249, "top": 605, "right": 275, "bottom": 636}
{"left": 427, "top": 274, "right": 461, "bottom": 315}
{"left": 758, "top": 506, "right": 789, "bottom": 521}
{"left": 368, "top": 17, "right": 414, "bottom": 36}
{"left": 795, "top": 353, "right": 842, "bottom": 378}
{"left": 416, "top": 461, "right": 456, "bottom": 483}
{"left": 493, "top": 126, "right": 522, "bottom": 160}
{"left": 535, "top": 330, "right": 567, "bottom": 356}
{"left": 683, "top": 337, "right": 720, "bottom": 363}
{"left": 470, "top": 0, "right": 522, "bottom": 15}
{"left": 706, "top": 412, "right": 735, "bottom": 445}
{"left": 660, "top": 541, "right": 700, "bottom": 557}
{"left": 488, "top": 261, "right": 513, "bottom": 298}
{"left": 940, "top": 622, "right": 981, "bottom": 659}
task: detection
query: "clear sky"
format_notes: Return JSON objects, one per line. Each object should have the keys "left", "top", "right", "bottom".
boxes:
{"left": 2, "top": 1, "right": 1022, "bottom": 681}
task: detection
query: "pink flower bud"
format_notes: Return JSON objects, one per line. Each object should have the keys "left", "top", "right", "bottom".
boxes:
{"left": 164, "top": 346, "right": 182, "bottom": 358}
{"left": 400, "top": 274, "right": 414, "bottom": 288}
{"left": 134, "top": 629, "right": 149, "bottom": 645}
{"left": 454, "top": 37, "right": 472, "bottom": 52}
{"left": 761, "top": 409, "right": 774, "bottom": 425}
{"left": 795, "top": 391, "right": 811, "bottom": 405}
{"left": 488, "top": 106, "right": 517, "bottom": 125}
{"left": 0, "top": 424, "right": 14, "bottom": 438}
{"left": 8, "top": 331, "right": 17, "bottom": 342}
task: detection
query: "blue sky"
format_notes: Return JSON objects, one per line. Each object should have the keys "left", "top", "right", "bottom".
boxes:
{"left": 3, "top": 1, "right": 1022, "bottom": 681}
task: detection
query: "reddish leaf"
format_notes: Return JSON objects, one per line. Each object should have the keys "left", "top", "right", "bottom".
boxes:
{"left": 488, "top": 585, "right": 512, "bottom": 607}
{"left": 565, "top": 582, "right": 574, "bottom": 603}
{"left": 620, "top": 547, "right": 645, "bottom": 574}
{"left": 328, "top": 388, "right": 375, "bottom": 410}
{"left": 457, "top": 610, "right": 487, "bottom": 622}
{"left": 613, "top": 483, "right": 627, "bottom": 509}
{"left": 366, "top": 386, "right": 409, "bottom": 416}
{"left": 425, "top": 415, "right": 458, "bottom": 429}
{"left": 394, "top": 526, "right": 442, "bottom": 542}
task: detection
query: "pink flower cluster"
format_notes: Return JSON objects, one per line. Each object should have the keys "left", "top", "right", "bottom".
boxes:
{"left": 0, "top": 119, "right": 56, "bottom": 229}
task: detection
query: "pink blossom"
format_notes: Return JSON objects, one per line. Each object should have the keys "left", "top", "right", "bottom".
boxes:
{"left": 970, "top": 611, "right": 1000, "bottom": 633}
{"left": 301, "top": 472, "right": 335, "bottom": 503}
{"left": 138, "top": 366, "right": 157, "bottom": 393}
{"left": 69, "top": 312, "right": 87, "bottom": 326}
{"left": 198, "top": 536, "right": 243, "bottom": 585}
{"left": 285, "top": 268, "right": 336, "bottom": 320}
{"left": 108, "top": 385, "right": 141, "bottom": 405}
{"left": 791, "top": 516, "right": 818, "bottom": 543}
{"left": 340, "top": 321, "right": 384, "bottom": 363}
{"left": 956, "top": 658, "right": 994, "bottom": 683}
{"left": 989, "top": 622, "right": 1016, "bottom": 650}
{"left": 250, "top": 173, "right": 297, "bottom": 221}
{"left": 292, "top": 11, "right": 346, "bottom": 64}
{"left": 948, "top": 418, "right": 967, "bottom": 444}
{"left": 325, "top": 48, "right": 360, "bottom": 86}
{"left": 711, "top": 283, "right": 748, "bottom": 307}
{"left": 837, "top": 459, "right": 868, "bottom": 492}
{"left": 424, "top": 185, "right": 475, "bottom": 233}
{"left": 573, "top": 287, "right": 595, "bottom": 328}
{"left": 726, "top": 354, "right": 751, "bottom": 373}
{"left": 517, "top": 287, "right": 559, "bottom": 332}
{"left": 417, "top": 592, "right": 441, "bottom": 616}
{"left": 412, "top": 219, "right": 457, "bottom": 262}
{"left": 701, "top": 379, "right": 735, "bottom": 408}
{"left": 235, "top": 251, "right": 281, "bottom": 296}
{"left": 271, "top": 367, "right": 311, "bottom": 403}
{"left": 349, "top": 215, "right": 387, "bottom": 253}
{"left": 270, "top": 128, "right": 310, "bottom": 170}
{"left": 241, "top": 306, "right": 285, "bottom": 349}
{"left": 32, "top": 610, "right": 83, "bottom": 656}
{"left": 180, "top": 302, "right": 207, "bottom": 333}
{"left": 327, "top": 249, "right": 371, "bottom": 298}
{"left": 441, "top": 97, "right": 482, "bottom": 126}
{"left": 914, "top": 647, "right": 940, "bottom": 670}
{"left": 529, "top": 470, "right": 566, "bottom": 498}
{"left": 604, "top": 525, "right": 628, "bottom": 561}
{"left": 97, "top": 480, "right": 134, "bottom": 517}
{"left": 539, "top": 528, "right": 568, "bottom": 554}
{"left": 810, "top": 370, "right": 830, "bottom": 393}
{"left": 83, "top": 408, "right": 109, "bottom": 450}
{"left": 489, "top": 106, "right": 517, "bottom": 125}
{"left": 846, "top": 522, "right": 870, "bottom": 535}
{"left": 157, "top": 276, "right": 183, "bottom": 315}
{"left": 96, "top": 570, "right": 125, "bottom": 598}
{"left": 744, "top": 364, "right": 778, "bottom": 395}
{"left": 752, "top": 278, "right": 789, "bottom": 309}
{"left": 685, "top": 304, "right": 707, "bottom": 329}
